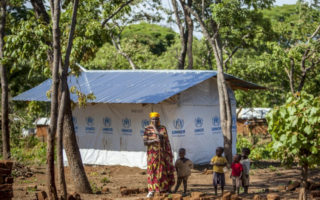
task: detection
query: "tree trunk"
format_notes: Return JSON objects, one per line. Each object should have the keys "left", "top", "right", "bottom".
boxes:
{"left": 0, "top": 0, "right": 10, "bottom": 160}
{"left": 207, "top": 50, "right": 212, "bottom": 70}
{"left": 181, "top": 4, "right": 233, "bottom": 164}
{"left": 30, "top": 0, "right": 50, "bottom": 24}
{"left": 181, "top": 0, "right": 193, "bottom": 70}
{"left": 297, "top": 71, "right": 306, "bottom": 93}
{"left": 30, "top": 0, "right": 53, "bottom": 68}
{"left": 31, "top": 0, "right": 92, "bottom": 194}
{"left": 236, "top": 106, "right": 243, "bottom": 118}
{"left": 56, "top": 1, "right": 79, "bottom": 199}
{"left": 63, "top": 88, "right": 93, "bottom": 193}
{"left": 299, "top": 162, "right": 308, "bottom": 200}
{"left": 210, "top": 27, "right": 233, "bottom": 165}
{"left": 288, "top": 58, "right": 295, "bottom": 94}
{"left": 172, "top": 0, "right": 188, "bottom": 70}
{"left": 47, "top": 0, "right": 61, "bottom": 199}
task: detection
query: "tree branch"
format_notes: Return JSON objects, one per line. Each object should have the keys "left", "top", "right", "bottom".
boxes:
{"left": 30, "top": 0, "right": 50, "bottom": 24}
{"left": 223, "top": 33, "right": 250, "bottom": 65}
{"left": 309, "top": 25, "right": 320, "bottom": 40}
{"left": 101, "top": 0, "right": 135, "bottom": 27}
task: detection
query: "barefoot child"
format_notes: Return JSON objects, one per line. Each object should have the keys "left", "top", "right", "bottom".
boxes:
{"left": 174, "top": 148, "right": 193, "bottom": 196}
{"left": 241, "top": 148, "right": 251, "bottom": 194}
{"left": 210, "top": 147, "right": 227, "bottom": 195}
{"left": 230, "top": 154, "right": 243, "bottom": 194}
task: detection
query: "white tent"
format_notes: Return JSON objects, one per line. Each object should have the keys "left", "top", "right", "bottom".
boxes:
{"left": 12, "top": 70, "right": 264, "bottom": 169}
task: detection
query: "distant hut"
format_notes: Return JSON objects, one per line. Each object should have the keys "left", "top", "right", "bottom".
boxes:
{"left": 34, "top": 118, "right": 51, "bottom": 138}
{"left": 236, "top": 108, "right": 271, "bottom": 136}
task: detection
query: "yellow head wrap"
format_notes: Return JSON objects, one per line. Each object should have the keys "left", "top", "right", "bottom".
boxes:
{"left": 149, "top": 112, "right": 160, "bottom": 125}
{"left": 149, "top": 112, "right": 160, "bottom": 119}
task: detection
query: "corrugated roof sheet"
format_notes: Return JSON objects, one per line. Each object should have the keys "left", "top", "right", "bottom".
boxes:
{"left": 236, "top": 108, "right": 272, "bottom": 119}
{"left": 11, "top": 70, "right": 265, "bottom": 104}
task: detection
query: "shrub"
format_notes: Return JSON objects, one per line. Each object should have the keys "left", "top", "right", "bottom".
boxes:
{"left": 236, "top": 135, "right": 253, "bottom": 154}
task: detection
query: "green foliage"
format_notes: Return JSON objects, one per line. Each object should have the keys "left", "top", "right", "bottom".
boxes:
{"left": 236, "top": 135, "right": 271, "bottom": 160}
{"left": 230, "top": 2, "right": 320, "bottom": 108}
{"left": 250, "top": 146, "right": 272, "bottom": 160}
{"left": 90, "top": 181, "right": 100, "bottom": 193}
{"left": 100, "top": 177, "right": 110, "bottom": 183}
{"left": 236, "top": 135, "right": 253, "bottom": 153}
{"left": 90, "top": 172, "right": 98, "bottom": 176}
{"left": 11, "top": 142, "right": 51, "bottom": 166}
{"left": 121, "top": 22, "right": 176, "bottom": 55}
{"left": 268, "top": 165, "right": 276, "bottom": 172}
{"left": 266, "top": 92, "right": 320, "bottom": 167}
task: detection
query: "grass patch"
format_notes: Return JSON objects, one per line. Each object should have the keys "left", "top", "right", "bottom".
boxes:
{"left": 100, "top": 177, "right": 111, "bottom": 183}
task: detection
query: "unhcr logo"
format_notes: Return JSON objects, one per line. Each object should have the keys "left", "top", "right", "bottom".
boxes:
{"left": 103, "top": 117, "right": 112, "bottom": 127}
{"left": 172, "top": 118, "right": 185, "bottom": 136}
{"left": 85, "top": 116, "right": 95, "bottom": 133}
{"left": 212, "top": 116, "right": 220, "bottom": 126}
{"left": 102, "top": 117, "right": 113, "bottom": 134}
{"left": 173, "top": 118, "right": 184, "bottom": 129}
{"left": 86, "top": 116, "right": 94, "bottom": 127}
{"left": 194, "top": 117, "right": 204, "bottom": 135}
{"left": 141, "top": 119, "right": 150, "bottom": 129}
{"left": 122, "top": 118, "right": 131, "bottom": 128}
{"left": 212, "top": 116, "right": 221, "bottom": 133}
{"left": 195, "top": 117, "right": 203, "bottom": 128}
{"left": 121, "top": 118, "right": 132, "bottom": 135}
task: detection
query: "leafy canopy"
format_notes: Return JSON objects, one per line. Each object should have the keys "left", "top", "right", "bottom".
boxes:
{"left": 266, "top": 92, "right": 320, "bottom": 167}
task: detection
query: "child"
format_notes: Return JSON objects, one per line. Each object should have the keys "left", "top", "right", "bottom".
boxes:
{"left": 174, "top": 148, "right": 193, "bottom": 196}
{"left": 240, "top": 148, "right": 251, "bottom": 194}
{"left": 210, "top": 147, "right": 227, "bottom": 195}
{"left": 230, "top": 154, "right": 243, "bottom": 194}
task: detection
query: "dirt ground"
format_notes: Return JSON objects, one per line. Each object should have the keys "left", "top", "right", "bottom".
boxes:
{"left": 11, "top": 161, "right": 320, "bottom": 200}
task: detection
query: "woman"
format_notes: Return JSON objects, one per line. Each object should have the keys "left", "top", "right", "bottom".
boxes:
{"left": 143, "top": 112, "right": 175, "bottom": 197}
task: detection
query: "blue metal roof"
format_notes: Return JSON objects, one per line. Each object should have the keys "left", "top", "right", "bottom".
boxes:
{"left": 11, "top": 70, "right": 265, "bottom": 104}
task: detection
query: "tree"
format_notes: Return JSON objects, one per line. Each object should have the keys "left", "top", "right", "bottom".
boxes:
{"left": 181, "top": 0, "right": 273, "bottom": 164}
{"left": 56, "top": 0, "right": 79, "bottom": 198}
{"left": 266, "top": 92, "right": 320, "bottom": 200}
{"left": 170, "top": 0, "right": 193, "bottom": 69}
{"left": 260, "top": 2, "right": 320, "bottom": 95}
{"left": 4, "top": 0, "right": 100, "bottom": 194}
{"left": 0, "top": 0, "right": 10, "bottom": 160}
{"left": 46, "top": 0, "right": 61, "bottom": 198}
{"left": 102, "top": 0, "right": 164, "bottom": 69}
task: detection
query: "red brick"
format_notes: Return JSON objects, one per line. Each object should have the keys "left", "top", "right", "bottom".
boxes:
{"left": 36, "top": 190, "right": 48, "bottom": 200}
{"left": 0, "top": 184, "right": 13, "bottom": 191}
{"left": 191, "top": 192, "right": 205, "bottom": 198}
{"left": 267, "top": 194, "right": 280, "bottom": 200}
{"left": 0, "top": 176, "right": 4, "bottom": 184}
{"left": 0, "top": 168, "right": 11, "bottom": 176}
{"left": 0, "top": 191, "right": 14, "bottom": 198}
{"left": 5, "top": 177, "right": 13, "bottom": 184}
{"left": 3, "top": 161, "right": 13, "bottom": 170}
{"left": 311, "top": 191, "right": 320, "bottom": 198}
{"left": 287, "top": 181, "right": 300, "bottom": 191}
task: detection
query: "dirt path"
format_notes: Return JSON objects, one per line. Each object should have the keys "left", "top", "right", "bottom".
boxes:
{"left": 11, "top": 163, "right": 320, "bottom": 199}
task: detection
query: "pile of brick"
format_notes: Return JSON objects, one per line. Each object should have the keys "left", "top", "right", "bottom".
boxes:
{"left": 133, "top": 192, "right": 211, "bottom": 200}
{"left": 0, "top": 160, "right": 14, "bottom": 200}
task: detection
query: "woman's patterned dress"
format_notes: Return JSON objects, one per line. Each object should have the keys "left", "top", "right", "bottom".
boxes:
{"left": 143, "top": 125, "right": 175, "bottom": 192}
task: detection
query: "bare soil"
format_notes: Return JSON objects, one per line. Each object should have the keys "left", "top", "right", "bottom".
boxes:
{"left": 11, "top": 161, "right": 320, "bottom": 200}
